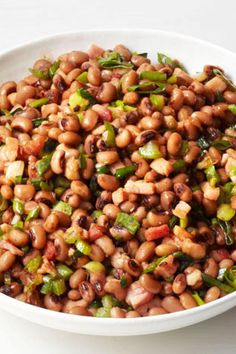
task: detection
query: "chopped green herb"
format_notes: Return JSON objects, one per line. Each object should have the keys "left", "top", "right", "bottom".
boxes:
{"left": 83, "top": 261, "right": 105, "bottom": 273}
{"left": 229, "top": 167, "right": 236, "bottom": 180}
{"left": 76, "top": 71, "right": 88, "bottom": 84}
{"left": 139, "top": 141, "right": 162, "bottom": 159}
{"left": 224, "top": 182, "right": 236, "bottom": 196}
{"left": 169, "top": 215, "right": 178, "bottom": 228}
{"left": 10, "top": 107, "right": 23, "bottom": 115}
{"left": 101, "top": 294, "right": 115, "bottom": 308}
{"left": 205, "top": 165, "right": 220, "bottom": 187}
{"left": 54, "top": 176, "right": 70, "bottom": 189}
{"left": 64, "top": 231, "right": 80, "bottom": 244}
{"left": 91, "top": 210, "right": 103, "bottom": 221}
{"left": 217, "top": 203, "right": 235, "bottom": 221}
{"left": 211, "top": 140, "right": 232, "bottom": 151}
{"left": 32, "top": 118, "right": 48, "bottom": 127}
{"left": 43, "top": 139, "right": 57, "bottom": 153}
{"left": 89, "top": 299, "right": 102, "bottom": 309}
{"left": 0, "top": 109, "right": 10, "bottom": 116}
{"left": 149, "top": 94, "right": 165, "bottom": 110}
{"left": 157, "top": 53, "right": 174, "bottom": 66}
{"left": 89, "top": 176, "right": 100, "bottom": 196}
{"left": 56, "top": 264, "right": 73, "bottom": 280}
{"left": 77, "top": 88, "right": 94, "bottom": 101}
{"left": 173, "top": 252, "right": 195, "bottom": 271}
{"left": 75, "top": 239, "right": 91, "bottom": 255}
{"left": 26, "top": 207, "right": 40, "bottom": 221}
{"left": 167, "top": 75, "right": 177, "bottom": 84}
{"left": 0, "top": 196, "right": 8, "bottom": 212}
{"left": 143, "top": 256, "right": 166, "bottom": 274}
{"left": 51, "top": 278, "right": 66, "bottom": 296}
{"left": 140, "top": 71, "right": 167, "bottom": 82}
{"left": 41, "top": 275, "right": 66, "bottom": 296}
{"left": 128, "top": 81, "right": 166, "bottom": 94}
{"left": 180, "top": 216, "right": 188, "bottom": 229}
{"left": 157, "top": 53, "right": 188, "bottom": 72}
{"left": 104, "top": 121, "right": 115, "bottom": 147}
{"left": 29, "top": 68, "right": 50, "bottom": 80}
{"left": 228, "top": 104, "right": 236, "bottom": 115}
{"left": 98, "top": 51, "right": 133, "bottom": 69}
{"left": 21, "top": 245, "right": 30, "bottom": 254}
{"left": 192, "top": 291, "right": 205, "bottom": 306}
{"left": 215, "top": 91, "right": 225, "bottom": 102}
{"left": 54, "top": 187, "right": 65, "bottom": 197}
{"left": 69, "top": 90, "right": 89, "bottom": 112}
{"left": 40, "top": 180, "right": 53, "bottom": 191}
{"left": 79, "top": 145, "right": 87, "bottom": 169}
{"left": 25, "top": 255, "right": 42, "bottom": 273}
{"left": 95, "top": 307, "right": 111, "bottom": 317}
{"left": 202, "top": 273, "right": 234, "bottom": 293}
{"left": 49, "top": 60, "right": 61, "bottom": 77}
{"left": 12, "top": 199, "right": 24, "bottom": 215}
{"left": 13, "top": 221, "right": 24, "bottom": 230}
{"left": 213, "top": 69, "right": 236, "bottom": 92}
{"left": 180, "top": 141, "right": 189, "bottom": 155}
{"left": 29, "top": 97, "right": 49, "bottom": 108}
{"left": 173, "top": 159, "right": 185, "bottom": 171}
{"left": 96, "top": 165, "right": 109, "bottom": 174}
{"left": 224, "top": 266, "right": 236, "bottom": 289}
{"left": 115, "top": 212, "right": 140, "bottom": 235}
{"left": 37, "top": 153, "right": 53, "bottom": 176}
{"left": 53, "top": 201, "right": 73, "bottom": 216}
{"left": 110, "top": 100, "right": 135, "bottom": 112}
{"left": 115, "top": 165, "right": 136, "bottom": 179}
{"left": 120, "top": 275, "right": 128, "bottom": 288}
{"left": 4, "top": 272, "right": 11, "bottom": 285}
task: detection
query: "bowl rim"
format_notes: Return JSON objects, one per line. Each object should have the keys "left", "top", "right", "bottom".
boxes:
{"left": 1, "top": 28, "right": 236, "bottom": 332}
{"left": 1, "top": 28, "right": 236, "bottom": 60}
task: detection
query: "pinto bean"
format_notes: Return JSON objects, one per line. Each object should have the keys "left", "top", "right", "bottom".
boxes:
{"left": 167, "top": 132, "right": 182, "bottom": 156}
{"left": 29, "top": 224, "right": 46, "bottom": 249}
{"left": 161, "top": 296, "right": 184, "bottom": 313}
{"left": 96, "top": 83, "right": 117, "bottom": 103}
{"left": 0, "top": 251, "right": 16, "bottom": 272}
{"left": 14, "top": 185, "right": 35, "bottom": 201}
{"left": 9, "top": 229, "right": 29, "bottom": 247}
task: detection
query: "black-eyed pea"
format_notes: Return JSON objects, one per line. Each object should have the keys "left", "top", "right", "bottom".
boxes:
{"left": 179, "top": 292, "right": 197, "bottom": 309}
{"left": 50, "top": 150, "right": 65, "bottom": 174}
{"left": 204, "top": 286, "right": 221, "bottom": 303}
{"left": 81, "top": 109, "right": 98, "bottom": 131}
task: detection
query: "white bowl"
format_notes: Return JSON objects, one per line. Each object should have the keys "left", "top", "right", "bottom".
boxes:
{"left": 1, "top": 29, "right": 236, "bottom": 336}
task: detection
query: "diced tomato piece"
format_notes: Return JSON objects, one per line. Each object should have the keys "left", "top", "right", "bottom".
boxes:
{"left": 44, "top": 241, "right": 56, "bottom": 260}
{"left": 88, "top": 223, "right": 105, "bottom": 241}
{"left": 92, "top": 104, "right": 112, "bottom": 121}
{"left": 145, "top": 224, "right": 170, "bottom": 241}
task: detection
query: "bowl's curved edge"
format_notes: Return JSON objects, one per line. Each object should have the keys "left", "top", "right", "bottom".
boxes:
{"left": 1, "top": 287, "right": 236, "bottom": 336}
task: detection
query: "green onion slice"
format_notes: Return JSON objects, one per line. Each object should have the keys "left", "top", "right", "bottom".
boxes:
{"left": 53, "top": 201, "right": 73, "bottom": 216}
{"left": 115, "top": 212, "right": 140, "bottom": 235}
{"left": 139, "top": 141, "right": 162, "bottom": 159}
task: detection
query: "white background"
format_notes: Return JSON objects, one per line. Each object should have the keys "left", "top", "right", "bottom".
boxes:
{"left": 0, "top": 0, "right": 235, "bottom": 352}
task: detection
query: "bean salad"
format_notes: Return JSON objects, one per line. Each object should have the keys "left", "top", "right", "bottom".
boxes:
{"left": 0, "top": 44, "right": 236, "bottom": 318}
